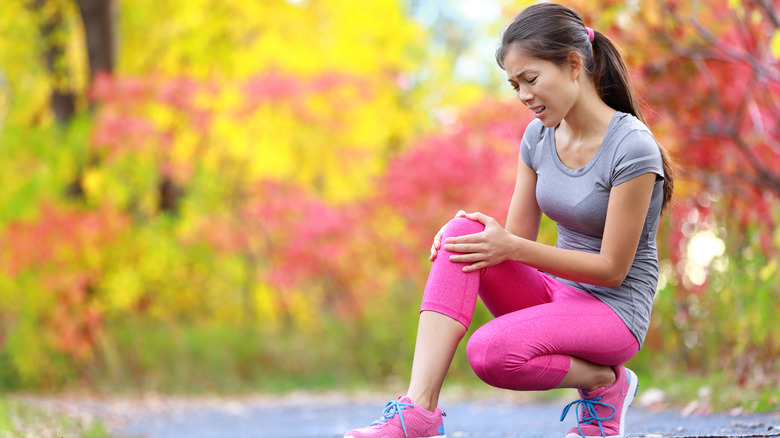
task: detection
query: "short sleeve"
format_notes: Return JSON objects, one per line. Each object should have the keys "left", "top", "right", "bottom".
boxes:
{"left": 612, "top": 129, "right": 664, "bottom": 186}
{"left": 520, "top": 119, "right": 545, "bottom": 170}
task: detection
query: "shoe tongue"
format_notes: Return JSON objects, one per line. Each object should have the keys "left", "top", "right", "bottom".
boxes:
{"left": 397, "top": 396, "right": 413, "bottom": 404}
{"left": 580, "top": 385, "right": 608, "bottom": 399}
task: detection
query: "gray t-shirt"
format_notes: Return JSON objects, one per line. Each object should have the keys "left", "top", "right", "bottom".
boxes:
{"left": 520, "top": 112, "right": 665, "bottom": 347}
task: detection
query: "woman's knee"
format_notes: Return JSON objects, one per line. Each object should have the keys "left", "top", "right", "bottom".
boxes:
{"left": 466, "top": 328, "right": 527, "bottom": 389}
{"left": 443, "top": 217, "right": 485, "bottom": 240}
{"left": 466, "top": 325, "right": 553, "bottom": 391}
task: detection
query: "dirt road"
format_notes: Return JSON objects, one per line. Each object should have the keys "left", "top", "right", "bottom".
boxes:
{"left": 16, "top": 391, "right": 780, "bottom": 438}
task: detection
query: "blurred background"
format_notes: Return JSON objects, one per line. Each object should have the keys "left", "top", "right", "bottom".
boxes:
{"left": 0, "top": 0, "right": 777, "bottom": 414}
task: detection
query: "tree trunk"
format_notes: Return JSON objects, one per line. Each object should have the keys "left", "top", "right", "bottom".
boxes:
{"left": 29, "top": 0, "right": 116, "bottom": 123}
{"left": 74, "top": 0, "right": 115, "bottom": 80}
{"left": 30, "top": 0, "right": 77, "bottom": 123}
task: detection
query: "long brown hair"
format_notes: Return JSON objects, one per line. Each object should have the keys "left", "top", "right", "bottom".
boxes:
{"left": 496, "top": 3, "right": 674, "bottom": 210}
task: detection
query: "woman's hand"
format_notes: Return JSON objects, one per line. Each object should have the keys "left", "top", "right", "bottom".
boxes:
{"left": 430, "top": 210, "right": 468, "bottom": 261}
{"left": 444, "top": 212, "right": 515, "bottom": 273}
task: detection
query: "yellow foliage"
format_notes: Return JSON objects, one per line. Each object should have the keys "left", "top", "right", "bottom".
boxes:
{"left": 254, "top": 282, "right": 282, "bottom": 333}
{"left": 759, "top": 260, "right": 776, "bottom": 282}
{"left": 118, "top": 0, "right": 422, "bottom": 78}
{"left": 103, "top": 267, "right": 145, "bottom": 312}
{"left": 287, "top": 288, "right": 319, "bottom": 333}
{"left": 81, "top": 166, "right": 104, "bottom": 202}
{"left": 771, "top": 30, "right": 780, "bottom": 58}
{"left": 109, "top": 0, "right": 431, "bottom": 202}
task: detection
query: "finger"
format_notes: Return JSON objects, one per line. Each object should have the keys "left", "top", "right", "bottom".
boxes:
{"left": 434, "top": 226, "right": 446, "bottom": 246}
{"left": 448, "top": 252, "right": 484, "bottom": 263}
{"left": 448, "top": 251, "right": 484, "bottom": 266}
{"left": 444, "top": 243, "right": 482, "bottom": 253}
{"left": 456, "top": 210, "right": 467, "bottom": 217}
{"left": 463, "top": 262, "right": 486, "bottom": 273}
{"left": 445, "top": 232, "right": 485, "bottom": 245}
{"left": 463, "top": 211, "right": 490, "bottom": 224}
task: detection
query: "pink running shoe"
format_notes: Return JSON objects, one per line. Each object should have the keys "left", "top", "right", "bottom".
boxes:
{"left": 343, "top": 396, "right": 446, "bottom": 438}
{"left": 560, "top": 365, "right": 638, "bottom": 438}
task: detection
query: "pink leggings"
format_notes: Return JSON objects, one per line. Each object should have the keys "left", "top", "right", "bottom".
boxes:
{"left": 421, "top": 218, "right": 639, "bottom": 391}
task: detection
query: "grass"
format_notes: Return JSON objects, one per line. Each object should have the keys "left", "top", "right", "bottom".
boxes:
{"left": 0, "top": 396, "right": 112, "bottom": 438}
{"left": 642, "top": 370, "right": 780, "bottom": 413}
{"left": 98, "top": 319, "right": 779, "bottom": 414}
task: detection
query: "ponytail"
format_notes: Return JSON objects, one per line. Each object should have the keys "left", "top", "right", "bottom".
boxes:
{"left": 589, "top": 30, "right": 675, "bottom": 211}
{"left": 497, "top": 4, "right": 675, "bottom": 211}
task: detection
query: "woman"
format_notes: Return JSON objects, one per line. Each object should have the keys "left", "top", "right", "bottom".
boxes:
{"left": 344, "top": 3, "right": 674, "bottom": 438}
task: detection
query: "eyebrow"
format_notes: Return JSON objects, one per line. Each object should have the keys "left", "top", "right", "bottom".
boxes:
{"left": 508, "top": 69, "right": 534, "bottom": 81}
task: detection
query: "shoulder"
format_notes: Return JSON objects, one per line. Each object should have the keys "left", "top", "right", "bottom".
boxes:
{"left": 608, "top": 113, "right": 664, "bottom": 183}
{"left": 520, "top": 119, "right": 548, "bottom": 168}
{"left": 521, "top": 118, "right": 547, "bottom": 148}
{"left": 611, "top": 113, "right": 661, "bottom": 157}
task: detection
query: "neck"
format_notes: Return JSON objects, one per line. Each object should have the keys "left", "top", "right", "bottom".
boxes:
{"left": 560, "top": 86, "right": 615, "bottom": 142}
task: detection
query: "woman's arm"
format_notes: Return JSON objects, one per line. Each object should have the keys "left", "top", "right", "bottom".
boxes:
{"left": 446, "top": 172, "right": 657, "bottom": 287}
{"left": 505, "top": 155, "right": 543, "bottom": 241}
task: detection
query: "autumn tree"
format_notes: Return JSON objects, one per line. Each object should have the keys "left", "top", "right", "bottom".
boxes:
{"left": 0, "top": 0, "right": 479, "bottom": 388}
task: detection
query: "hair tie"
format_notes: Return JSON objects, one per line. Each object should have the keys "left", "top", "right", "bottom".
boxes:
{"left": 586, "top": 27, "right": 595, "bottom": 43}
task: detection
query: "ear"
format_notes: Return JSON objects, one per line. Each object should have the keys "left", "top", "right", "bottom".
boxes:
{"left": 568, "top": 51, "right": 584, "bottom": 80}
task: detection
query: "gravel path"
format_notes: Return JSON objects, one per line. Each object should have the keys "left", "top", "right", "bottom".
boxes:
{"left": 15, "top": 391, "right": 780, "bottom": 438}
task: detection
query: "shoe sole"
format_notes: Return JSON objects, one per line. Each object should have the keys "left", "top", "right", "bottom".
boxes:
{"left": 344, "top": 435, "right": 447, "bottom": 438}
{"left": 618, "top": 368, "right": 639, "bottom": 438}
{"left": 345, "top": 434, "right": 444, "bottom": 438}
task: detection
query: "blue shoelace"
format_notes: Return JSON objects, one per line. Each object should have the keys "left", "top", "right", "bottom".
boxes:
{"left": 560, "top": 394, "right": 616, "bottom": 437}
{"left": 370, "top": 400, "right": 414, "bottom": 437}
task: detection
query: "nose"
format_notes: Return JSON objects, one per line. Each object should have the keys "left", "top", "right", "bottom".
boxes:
{"left": 515, "top": 88, "right": 532, "bottom": 104}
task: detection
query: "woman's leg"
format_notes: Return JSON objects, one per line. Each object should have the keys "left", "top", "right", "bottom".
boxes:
{"left": 344, "top": 217, "right": 633, "bottom": 437}
{"left": 465, "top": 283, "right": 638, "bottom": 392}
{"left": 406, "top": 311, "right": 467, "bottom": 412}
{"left": 408, "top": 217, "right": 554, "bottom": 411}
{"left": 464, "top": 261, "right": 641, "bottom": 438}
{"left": 345, "top": 217, "right": 491, "bottom": 437}
{"left": 405, "top": 217, "right": 483, "bottom": 411}
{"left": 557, "top": 356, "right": 619, "bottom": 392}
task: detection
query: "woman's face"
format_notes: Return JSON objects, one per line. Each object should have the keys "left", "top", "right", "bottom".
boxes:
{"left": 503, "top": 47, "right": 580, "bottom": 128}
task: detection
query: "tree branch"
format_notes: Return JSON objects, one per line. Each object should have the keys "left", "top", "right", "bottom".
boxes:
{"left": 752, "top": 0, "right": 779, "bottom": 28}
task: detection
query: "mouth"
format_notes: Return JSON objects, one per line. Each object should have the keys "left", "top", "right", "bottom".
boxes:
{"left": 529, "top": 105, "right": 546, "bottom": 117}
